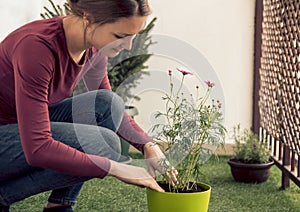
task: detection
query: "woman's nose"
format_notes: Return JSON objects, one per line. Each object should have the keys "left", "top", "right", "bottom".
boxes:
{"left": 122, "top": 35, "right": 135, "bottom": 51}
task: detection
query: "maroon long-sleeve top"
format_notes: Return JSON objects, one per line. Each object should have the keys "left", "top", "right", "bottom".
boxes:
{"left": 0, "top": 17, "right": 152, "bottom": 178}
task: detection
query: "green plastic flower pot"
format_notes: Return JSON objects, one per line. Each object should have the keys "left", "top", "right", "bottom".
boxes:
{"left": 147, "top": 183, "right": 211, "bottom": 212}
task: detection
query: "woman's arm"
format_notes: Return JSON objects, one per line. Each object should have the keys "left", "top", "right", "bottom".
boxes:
{"left": 13, "top": 36, "right": 110, "bottom": 178}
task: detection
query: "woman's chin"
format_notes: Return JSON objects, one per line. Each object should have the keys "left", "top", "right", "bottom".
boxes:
{"left": 102, "top": 50, "right": 121, "bottom": 58}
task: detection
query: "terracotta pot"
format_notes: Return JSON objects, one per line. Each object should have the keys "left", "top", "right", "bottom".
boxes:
{"left": 228, "top": 158, "right": 274, "bottom": 183}
{"left": 147, "top": 182, "right": 211, "bottom": 212}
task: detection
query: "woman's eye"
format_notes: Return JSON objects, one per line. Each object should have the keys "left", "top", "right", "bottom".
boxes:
{"left": 114, "top": 34, "right": 125, "bottom": 39}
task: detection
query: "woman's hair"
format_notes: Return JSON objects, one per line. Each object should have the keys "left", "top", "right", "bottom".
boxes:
{"left": 68, "top": 0, "right": 151, "bottom": 25}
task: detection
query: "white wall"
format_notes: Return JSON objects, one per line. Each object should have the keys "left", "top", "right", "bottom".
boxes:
{"left": 0, "top": 1, "right": 42, "bottom": 41}
{"left": 129, "top": 0, "right": 256, "bottom": 143}
{"left": 0, "top": 0, "right": 256, "bottom": 143}
{"left": 0, "top": 0, "right": 69, "bottom": 41}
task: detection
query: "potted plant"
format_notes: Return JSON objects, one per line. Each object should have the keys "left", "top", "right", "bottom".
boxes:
{"left": 227, "top": 125, "right": 274, "bottom": 183}
{"left": 148, "top": 68, "right": 226, "bottom": 212}
{"left": 41, "top": 0, "right": 157, "bottom": 163}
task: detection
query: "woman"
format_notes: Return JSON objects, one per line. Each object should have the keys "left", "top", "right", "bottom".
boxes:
{"left": 0, "top": 0, "right": 176, "bottom": 211}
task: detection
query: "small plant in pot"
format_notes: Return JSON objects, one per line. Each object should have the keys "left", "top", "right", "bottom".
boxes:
{"left": 227, "top": 125, "right": 274, "bottom": 183}
{"left": 148, "top": 68, "right": 226, "bottom": 212}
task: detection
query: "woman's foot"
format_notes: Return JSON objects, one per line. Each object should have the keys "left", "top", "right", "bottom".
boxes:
{"left": 43, "top": 203, "right": 73, "bottom": 212}
{"left": 43, "top": 205, "right": 73, "bottom": 212}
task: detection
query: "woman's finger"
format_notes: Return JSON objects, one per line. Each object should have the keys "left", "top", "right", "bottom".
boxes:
{"left": 148, "top": 165, "right": 156, "bottom": 179}
{"left": 149, "top": 180, "right": 165, "bottom": 192}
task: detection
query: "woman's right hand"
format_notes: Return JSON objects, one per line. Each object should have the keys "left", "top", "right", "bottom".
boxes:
{"left": 108, "top": 160, "right": 164, "bottom": 192}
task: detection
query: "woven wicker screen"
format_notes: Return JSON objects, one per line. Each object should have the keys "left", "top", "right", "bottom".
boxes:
{"left": 259, "top": 0, "right": 299, "bottom": 159}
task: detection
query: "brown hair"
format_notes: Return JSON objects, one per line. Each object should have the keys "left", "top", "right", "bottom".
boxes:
{"left": 68, "top": 0, "right": 151, "bottom": 25}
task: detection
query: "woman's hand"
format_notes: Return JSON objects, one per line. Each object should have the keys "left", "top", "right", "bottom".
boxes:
{"left": 108, "top": 159, "right": 164, "bottom": 192}
{"left": 143, "top": 142, "right": 178, "bottom": 185}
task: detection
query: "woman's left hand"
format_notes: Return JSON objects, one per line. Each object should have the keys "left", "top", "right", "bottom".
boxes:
{"left": 143, "top": 142, "right": 177, "bottom": 185}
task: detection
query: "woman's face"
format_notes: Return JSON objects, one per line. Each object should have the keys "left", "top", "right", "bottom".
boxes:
{"left": 86, "top": 16, "right": 147, "bottom": 57}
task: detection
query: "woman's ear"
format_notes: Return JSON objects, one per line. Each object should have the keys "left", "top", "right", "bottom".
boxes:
{"left": 83, "top": 12, "right": 94, "bottom": 25}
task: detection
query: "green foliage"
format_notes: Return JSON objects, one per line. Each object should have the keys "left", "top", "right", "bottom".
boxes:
{"left": 151, "top": 69, "right": 226, "bottom": 192}
{"left": 40, "top": 0, "right": 71, "bottom": 18}
{"left": 41, "top": 0, "right": 156, "bottom": 102}
{"left": 232, "top": 124, "right": 270, "bottom": 164}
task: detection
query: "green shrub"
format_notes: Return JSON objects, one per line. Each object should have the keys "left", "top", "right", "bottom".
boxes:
{"left": 232, "top": 125, "right": 270, "bottom": 164}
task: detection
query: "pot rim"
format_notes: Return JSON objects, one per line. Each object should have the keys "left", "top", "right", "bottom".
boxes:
{"left": 228, "top": 158, "right": 274, "bottom": 169}
{"left": 147, "top": 182, "right": 211, "bottom": 195}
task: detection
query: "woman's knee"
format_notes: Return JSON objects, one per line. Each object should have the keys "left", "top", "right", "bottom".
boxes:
{"left": 94, "top": 90, "right": 125, "bottom": 131}
{"left": 95, "top": 90, "right": 124, "bottom": 114}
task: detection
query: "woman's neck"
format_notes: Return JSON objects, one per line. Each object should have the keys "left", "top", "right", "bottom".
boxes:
{"left": 62, "top": 15, "right": 87, "bottom": 63}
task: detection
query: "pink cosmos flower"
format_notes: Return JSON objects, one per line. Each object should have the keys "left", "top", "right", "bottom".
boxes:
{"left": 176, "top": 68, "right": 192, "bottom": 75}
{"left": 205, "top": 80, "right": 215, "bottom": 88}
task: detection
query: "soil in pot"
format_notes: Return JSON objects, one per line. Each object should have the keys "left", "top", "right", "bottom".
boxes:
{"left": 158, "top": 182, "right": 207, "bottom": 193}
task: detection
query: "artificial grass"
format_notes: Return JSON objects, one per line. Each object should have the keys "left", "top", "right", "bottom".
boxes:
{"left": 10, "top": 154, "right": 300, "bottom": 212}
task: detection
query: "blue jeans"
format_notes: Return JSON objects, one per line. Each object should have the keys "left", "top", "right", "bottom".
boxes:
{"left": 0, "top": 90, "right": 124, "bottom": 206}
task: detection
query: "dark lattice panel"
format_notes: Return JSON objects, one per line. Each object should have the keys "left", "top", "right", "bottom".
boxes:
{"left": 259, "top": 0, "right": 300, "bottom": 186}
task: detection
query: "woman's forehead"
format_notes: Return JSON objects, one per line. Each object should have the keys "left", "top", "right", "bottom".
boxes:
{"left": 110, "top": 16, "right": 147, "bottom": 34}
